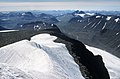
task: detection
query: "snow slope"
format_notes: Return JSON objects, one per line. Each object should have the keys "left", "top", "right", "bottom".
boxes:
{"left": 0, "top": 30, "right": 18, "bottom": 33}
{"left": 0, "top": 63, "right": 32, "bottom": 79}
{"left": 0, "top": 33, "right": 84, "bottom": 79}
{"left": 86, "top": 45, "right": 120, "bottom": 79}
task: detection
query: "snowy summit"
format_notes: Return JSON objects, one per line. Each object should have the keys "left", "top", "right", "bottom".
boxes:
{"left": 0, "top": 33, "right": 84, "bottom": 79}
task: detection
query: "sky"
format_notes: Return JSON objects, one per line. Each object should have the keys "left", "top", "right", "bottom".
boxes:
{"left": 0, "top": 0, "right": 120, "bottom": 11}
{"left": 0, "top": 0, "right": 120, "bottom": 2}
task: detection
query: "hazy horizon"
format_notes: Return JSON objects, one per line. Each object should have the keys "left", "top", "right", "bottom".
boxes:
{"left": 0, "top": 0, "right": 120, "bottom": 11}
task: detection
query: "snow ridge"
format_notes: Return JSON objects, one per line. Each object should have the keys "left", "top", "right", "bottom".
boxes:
{"left": 0, "top": 33, "right": 84, "bottom": 79}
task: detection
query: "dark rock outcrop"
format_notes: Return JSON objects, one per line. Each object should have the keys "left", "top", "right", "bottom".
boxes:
{"left": 50, "top": 29, "right": 110, "bottom": 79}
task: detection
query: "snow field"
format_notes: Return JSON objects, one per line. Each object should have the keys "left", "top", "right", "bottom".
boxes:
{"left": 0, "top": 33, "right": 84, "bottom": 79}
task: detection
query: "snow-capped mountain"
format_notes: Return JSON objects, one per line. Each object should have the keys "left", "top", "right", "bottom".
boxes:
{"left": 69, "top": 11, "right": 120, "bottom": 31}
{"left": 56, "top": 10, "right": 120, "bottom": 58}
{"left": 20, "top": 12, "right": 35, "bottom": 20}
{"left": 0, "top": 27, "right": 110, "bottom": 79}
{"left": 72, "top": 10, "right": 95, "bottom": 18}
{"left": 1, "top": 31, "right": 120, "bottom": 79}
{"left": 0, "top": 32, "right": 120, "bottom": 79}
{"left": 0, "top": 10, "right": 120, "bottom": 79}
{"left": 0, "top": 12, "right": 58, "bottom": 29}
{"left": 15, "top": 21, "right": 57, "bottom": 30}
{"left": 0, "top": 34, "right": 84, "bottom": 79}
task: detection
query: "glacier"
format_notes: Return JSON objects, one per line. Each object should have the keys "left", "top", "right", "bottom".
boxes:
{"left": 0, "top": 33, "right": 84, "bottom": 79}
{"left": 86, "top": 45, "right": 120, "bottom": 79}
{"left": 0, "top": 33, "right": 120, "bottom": 79}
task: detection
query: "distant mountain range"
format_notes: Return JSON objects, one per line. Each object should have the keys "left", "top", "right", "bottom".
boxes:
{"left": 0, "top": 10, "right": 120, "bottom": 57}
{"left": 1, "top": 10, "right": 120, "bottom": 79}
{"left": 15, "top": 21, "right": 57, "bottom": 30}
{"left": 56, "top": 10, "right": 120, "bottom": 58}
{"left": 69, "top": 10, "right": 120, "bottom": 31}
{"left": 0, "top": 11, "right": 59, "bottom": 29}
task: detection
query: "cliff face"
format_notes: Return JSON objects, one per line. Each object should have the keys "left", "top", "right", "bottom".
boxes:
{"left": 51, "top": 30, "right": 110, "bottom": 79}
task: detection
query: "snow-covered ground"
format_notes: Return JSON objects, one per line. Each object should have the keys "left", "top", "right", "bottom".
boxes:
{"left": 0, "top": 30, "right": 18, "bottom": 33}
{"left": 86, "top": 45, "right": 120, "bottom": 79}
{"left": 0, "top": 33, "right": 84, "bottom": 79}
{"left": 0, "top": 63, "right": 32, "bottom": 79}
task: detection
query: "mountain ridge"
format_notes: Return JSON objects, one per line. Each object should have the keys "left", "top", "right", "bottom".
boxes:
{"left": 0, "top": 27, "right": 110, "bottom": 79}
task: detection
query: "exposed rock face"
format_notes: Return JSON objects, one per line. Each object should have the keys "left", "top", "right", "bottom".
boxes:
{"left": 0, "top": 25, "right": 110, "bottom": 79}
{"left": 69, "top": 16, "right": 83, "bottom": 22}
{"left": 50, "top": 29, "right": 110, "bottom": 79}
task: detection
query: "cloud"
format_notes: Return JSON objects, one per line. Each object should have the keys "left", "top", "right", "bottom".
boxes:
{"left": 0, "top": 2, "right": 120, "bottom": 11}
{"left": 0, "top": 0, "right": 120, "bottom": 2}
{"left": 0, "top": 0, "right": 80, "bottom": 2}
